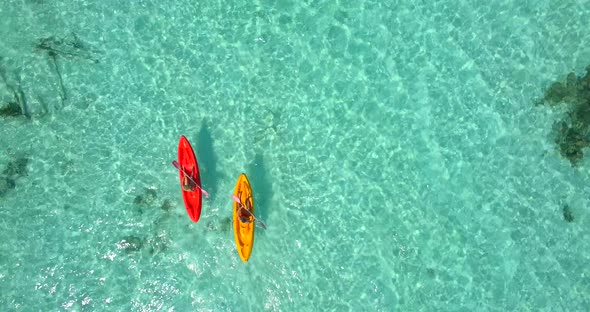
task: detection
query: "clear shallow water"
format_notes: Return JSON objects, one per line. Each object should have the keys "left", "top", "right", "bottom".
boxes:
{"left": 1, "top": 0, "right": 589, "bottom": 310}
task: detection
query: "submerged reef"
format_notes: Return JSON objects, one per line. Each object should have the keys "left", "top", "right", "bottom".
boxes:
{"left": 160, "top": 199, "right": 173, "bottom": 212}
{"left": 133, "top": 187, "right": 158, "bottom": 214}
{"left": 1, "top": 33, "right": 100, "bottom": 118}
{"left": 205, "top": 217, "right": 232, "bottom": 232}
{"left": 0, "top": 156, "right": 29, "bottom": 197}
{"left": 35, "top": 33, "right": 100, "bottom": 63}
{"left": 117, "top": 235, "right": 144, "bottom": 253}
{"left": 124, "top": 187, "right": 173, "bottom": 257}
{"left": 562, "top": 204, "right": 574, "bottom": 222}
{"left": 146, "top": 232, "right": 169, "bottom": 255}
{"left": 0, "top": 101, "right": 22, "bottom": 117}
{"left": 2, "top": 156, "right": 29, "bottom": 177}
{"left": 34, "top": 33, "right": 101, "bottom": 109}
{"left": 132, "top": 187, "right": 177, "bottom": 218}
{"left": 0, "top": 177, "right": 16, "bottom": 197}
{"left": 116, "top": 232, "right": 170, "bottom": 256}
{"left": 540, "top": 66, "right": 590, "bottom": 166}
{"left": 0, "top": 60, "right": 30, "bottom": 119}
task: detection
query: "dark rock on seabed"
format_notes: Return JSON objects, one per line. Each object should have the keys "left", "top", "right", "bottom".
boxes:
{"left": 562, "top": 204, "right": 574, "bottom": 222}
{"left": 540, "top": 66, "right": 590, "bottom": 166}
{"left": 0, "top": 156, "right": 29, "bottom": 197}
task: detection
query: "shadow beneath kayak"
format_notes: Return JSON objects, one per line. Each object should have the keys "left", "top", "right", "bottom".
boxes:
{"left": 195, "top": 120, "right": 219, "bottom": 199}
{"left": 247, "top": 153, "right": 272, "bottom": 223}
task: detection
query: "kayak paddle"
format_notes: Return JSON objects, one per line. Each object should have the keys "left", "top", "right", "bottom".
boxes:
{"left": 172, "top": 160, "right": 209, "bottom": 198}
{"left": 232, "top": 194, "right": 267, "bottom": 230}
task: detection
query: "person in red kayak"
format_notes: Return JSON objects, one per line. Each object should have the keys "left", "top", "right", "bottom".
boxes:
{"left": 181, "top": 175, "right": 197, "bottom": 192}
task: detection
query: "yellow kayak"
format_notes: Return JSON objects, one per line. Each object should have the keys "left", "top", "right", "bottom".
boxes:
{"left": 233, "top": 173, "right": 255, "bottom": 262}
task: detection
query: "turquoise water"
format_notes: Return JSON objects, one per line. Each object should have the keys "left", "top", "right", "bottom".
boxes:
{"left": 1, "top": 0, "right": 590, "bottom": 310}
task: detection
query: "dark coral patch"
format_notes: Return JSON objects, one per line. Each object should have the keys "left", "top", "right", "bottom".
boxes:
{"left": 0, "top": 156, "right": 29, "bottom": 197}
{"left": 160, "top": 199, "right": 173, "bottom": 212}
{"left": 0, "top": 101, "right": 23, "bottom": 117}
{"left": 0, "top": 177, "right": 16, "bottom": 196}
{"left": 562, "top": 205, "right": 574, "bottom": 223}
{"left": 117, "top": 236, "right": 144, "bottom": 253}
{"left": 540, "top": 66, "right": 590, "bottom": 166}
{"left": 3, "top": 156, "right": 29, "bottom": 177}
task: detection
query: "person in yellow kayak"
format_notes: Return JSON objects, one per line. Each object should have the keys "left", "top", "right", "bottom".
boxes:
{"left": 237, "top": 197, "right": 253, "bottom": 224}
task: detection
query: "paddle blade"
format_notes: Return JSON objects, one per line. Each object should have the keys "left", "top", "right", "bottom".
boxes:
{"left": 201, "top": 189, "right": 210, "bottom": 198}
{"left": 231, "top": 195, "right": 241, "bottom": 204}
{"left": 256, "top": 219, "right": 267, "bottom": 230}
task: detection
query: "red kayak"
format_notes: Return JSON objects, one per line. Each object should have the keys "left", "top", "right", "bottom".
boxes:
{"left": 177, "top": 135, "right": 202, "bottom": 222}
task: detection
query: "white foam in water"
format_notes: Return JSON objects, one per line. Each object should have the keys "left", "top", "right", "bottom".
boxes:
{"left": 1, "top": 0, "right": 589, "bottom": 310}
